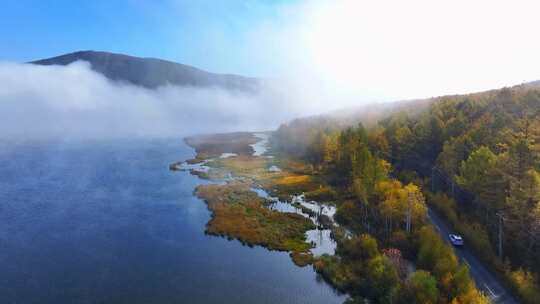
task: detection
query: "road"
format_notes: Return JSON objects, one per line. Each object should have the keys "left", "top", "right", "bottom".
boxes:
{"left": 427, "top": 209, "right": 519, "bottom": 303}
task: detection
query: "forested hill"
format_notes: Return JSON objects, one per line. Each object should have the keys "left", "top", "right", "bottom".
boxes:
{"left": 273, "top": 81, "right": 540, "bottom": 156}
{"left": 31, "top": 50, "right": 260, "bottom": 91}
{"left": 271, "top": 81, "right": 540, "bottom": 303}
{"left": 272, "top": 81, "right": 540, "bottom": 169}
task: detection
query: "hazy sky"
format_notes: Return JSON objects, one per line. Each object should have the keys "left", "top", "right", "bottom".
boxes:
{"left": 2, "top": 0, "right": 540, "bottom": 102}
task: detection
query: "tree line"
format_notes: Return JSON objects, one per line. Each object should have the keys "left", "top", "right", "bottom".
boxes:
{"left": 273, "top": 122, "right": 487, "bottom": 303}
{"left": 271, "top": 84, "right": 540, "bottom": 303}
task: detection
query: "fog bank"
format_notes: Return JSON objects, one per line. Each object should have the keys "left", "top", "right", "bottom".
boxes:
{"left": 0, "top": 61, "right": 298, "bottom": 142}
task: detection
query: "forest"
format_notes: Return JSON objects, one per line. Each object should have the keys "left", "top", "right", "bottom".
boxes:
{"left": 270, "top": 83, "right": 540, "bottom": 303}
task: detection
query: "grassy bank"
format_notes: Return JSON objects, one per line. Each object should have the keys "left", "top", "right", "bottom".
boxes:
{"left": 195, "top": 182, "right": 315, "bottom": 266}
{"left": 180, "top": 132, "right": 345, "bottom": 268}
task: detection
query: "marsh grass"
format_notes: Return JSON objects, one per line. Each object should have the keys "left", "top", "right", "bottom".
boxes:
{"left": 196, "top": 182, "right": 315, "bottom": 257}
{"left": 184, "top": 133, "right": 338, "bottom": 268}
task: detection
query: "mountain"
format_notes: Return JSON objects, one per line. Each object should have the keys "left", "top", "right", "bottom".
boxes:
{"left": 30, "top": 50, "right": 260, "bottom": 91}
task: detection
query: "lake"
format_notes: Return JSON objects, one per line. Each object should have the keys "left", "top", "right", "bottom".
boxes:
{"left": 0, "top": 138, "right": 346, "bottom": 304}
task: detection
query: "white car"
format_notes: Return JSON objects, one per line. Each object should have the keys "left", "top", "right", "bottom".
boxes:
{"left": 449, "top": 234, "right": 464, "bottom": 246}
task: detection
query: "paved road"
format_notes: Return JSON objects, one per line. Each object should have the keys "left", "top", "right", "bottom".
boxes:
{"left": 427, "top": 209, "right": 519, "bottom": 303}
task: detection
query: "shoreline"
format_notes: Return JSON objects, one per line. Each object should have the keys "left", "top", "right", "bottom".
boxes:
{"left": 172, "top": 132, "right": 344, "bottom": 270}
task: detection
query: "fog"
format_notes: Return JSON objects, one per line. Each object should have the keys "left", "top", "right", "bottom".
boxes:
{"left": 0, "top": 61, "right": 304, "bottom": 142}
{"left": 3, "top": 1, "right": 539, "bottom": 144}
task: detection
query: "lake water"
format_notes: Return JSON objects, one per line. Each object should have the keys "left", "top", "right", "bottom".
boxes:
{"left": 0, "top": 138, "right": 345, "bottom": 304}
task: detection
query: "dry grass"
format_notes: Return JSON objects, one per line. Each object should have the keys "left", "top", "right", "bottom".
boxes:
{"left": 207, "top": 154, "right": 324, "bottom": 200}
{"left": 290, "top": 251, "right": 314, "bottom": 267}
{"left": 278, "top": 159, "right": 314, "bottom": 175}
{"left": 211, "top": 156, "right": 269, "bottom": 178}
{"left": 181, "top": 132, "right": 339, "bottom": 267}
{"left": 195, "top": 182, "right": 315, "bottom": 253}
{"left": 304, "top": 185, "right": 338, "bottom": 202}
{"left": 274, "top": 175, "right": 311, "bottom": 185}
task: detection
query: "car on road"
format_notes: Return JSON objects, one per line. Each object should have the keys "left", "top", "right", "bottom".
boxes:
{"left": 449, "top": 234, "right": 464, "bottom": 246}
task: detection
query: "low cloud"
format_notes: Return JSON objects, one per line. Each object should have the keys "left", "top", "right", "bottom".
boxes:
{"left": 0, "top": 61, "right": 297, "bottom": 142}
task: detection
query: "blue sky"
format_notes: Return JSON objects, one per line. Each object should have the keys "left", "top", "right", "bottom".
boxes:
{"left": 2, "top": 0, "right": 540, "bottom": 101}
{"left": 0, "top": 0, "right": 295, "bottom": 76}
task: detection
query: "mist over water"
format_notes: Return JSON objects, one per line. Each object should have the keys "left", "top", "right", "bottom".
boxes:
{"left": 0, "top": 60, "right": 348, "bottom": 303}
{"left": 0, "top": 49, "right": 353, "bottom": 303}
{"left": 0, "top": 61, "right": 298, "bottom": 142}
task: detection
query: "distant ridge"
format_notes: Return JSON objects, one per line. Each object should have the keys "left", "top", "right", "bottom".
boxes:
{"left": 30, "top": 50, "right": 260, "bottom": 91}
